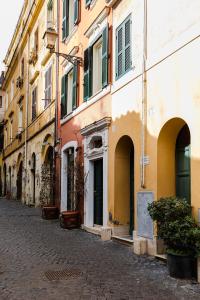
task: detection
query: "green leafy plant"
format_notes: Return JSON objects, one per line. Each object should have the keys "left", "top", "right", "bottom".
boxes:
{"left": 148, "top": 197, "right": 200, "bottom": 256}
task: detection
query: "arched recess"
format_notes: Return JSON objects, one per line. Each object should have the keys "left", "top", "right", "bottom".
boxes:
{"left": 40, "top": 146, "right": 54, "bottom": 205}
{"left": 31, "top": 153, "right": 36, "bottom": 205}
{"left": 16, "top": 153, "right": 23, "bottom": 201}
{"left": 114, "top": 135, "right": 134, "bottom": 235}
{"left": 157, "top": 118, "right": 191, "bottom": 202}
{"left": 3, "top": 163, "right": 7, "bottom": 196}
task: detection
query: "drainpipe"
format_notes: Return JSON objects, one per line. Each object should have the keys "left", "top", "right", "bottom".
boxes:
{"left": 53, "top": 0, "right": 60, "bottom": 206}
{"left": 24, "top": 31, "right": 30, "bottom": 203}
{"left": 141, "top": 0, "right": 147, "bottom": 188}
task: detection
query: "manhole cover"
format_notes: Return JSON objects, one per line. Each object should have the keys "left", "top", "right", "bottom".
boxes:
{"left": 44, "top": 268, "right": 82, "bottom": 281}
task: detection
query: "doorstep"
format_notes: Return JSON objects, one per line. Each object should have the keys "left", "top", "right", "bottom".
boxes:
{"left": 155, "top": 254, "right": 167, "bottom": 262}
{"left": 112, "top": 235, "right": 134, "bottom": 247}
{"left": 82, "top": 225, "right": 101, "bottom": 236}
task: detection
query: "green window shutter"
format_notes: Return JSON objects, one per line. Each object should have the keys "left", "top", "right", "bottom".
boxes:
{"left": 116, "top": 15, "right": 132, "bottom": 79}
{"left": 124, "top": 17, "right": 132, "bottom": 72}
{"left": 85, "top": 0, "right": 91, "bottom": 8}
{"left": 61, "top": 75, "right": 67, "bottom": 118}
{"left": 88, "top": 46, "right": 93, "bottom": 98}
{"left": 72, "top": 65, "right": 78, "bottom": 110}
{"left": 116, "top": 24, "right": 123, "bottom": 79}
{"left": 62, "top": 0, "right": 69, "bottom": 39}
{"left": 74, "top": 0, "right": 80, "bottom": 25}
{"left": 102, "top": 25, "right": 109, "bottom": 88}
{"left": 83, "top": 49, "right": 89, "bottom": 101}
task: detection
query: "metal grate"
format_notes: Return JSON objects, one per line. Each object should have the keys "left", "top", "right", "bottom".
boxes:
{"left": 44, "top": 268, "right": 82, "bottom": 281}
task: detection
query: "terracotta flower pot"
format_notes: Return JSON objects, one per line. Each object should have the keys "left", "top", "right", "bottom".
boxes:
{"left": 42, "top": 205, "right": 59, "bottom": 220}
{"left": 59, "top": 210, "right": 80, "bottom": 229}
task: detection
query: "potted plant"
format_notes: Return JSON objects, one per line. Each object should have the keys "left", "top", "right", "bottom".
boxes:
{"left": 60, "top": 159, "right": 84, "bottom": 229}
{"left": 148, "top": 196, "right": 200, "bottom": 279}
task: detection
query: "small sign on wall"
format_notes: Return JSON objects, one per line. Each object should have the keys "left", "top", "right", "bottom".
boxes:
{"left": 137, "top": 191, "right": 154, "bottom": 239}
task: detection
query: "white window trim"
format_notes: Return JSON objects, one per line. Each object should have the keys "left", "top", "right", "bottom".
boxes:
{"left": 61, "top": 141, "right": 78, "bottom": 212}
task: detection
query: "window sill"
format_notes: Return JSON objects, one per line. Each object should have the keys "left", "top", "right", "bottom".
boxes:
{"left": 62, "top": 26, "right": 78, "bottom": 45}
{"left": 60, "top": 85, "right": 111, "bottom": 126}
{"left": 111, "top": 67, "right": 136, "bottom": 95}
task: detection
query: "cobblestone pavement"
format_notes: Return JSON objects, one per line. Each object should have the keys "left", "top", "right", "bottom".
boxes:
{"left": 0, "top": 198, "right": 200, "bottom": 300}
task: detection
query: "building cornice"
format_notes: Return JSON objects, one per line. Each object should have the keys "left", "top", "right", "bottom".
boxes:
{"left": 81, "top": 117, "right": 112, "bottom": 136}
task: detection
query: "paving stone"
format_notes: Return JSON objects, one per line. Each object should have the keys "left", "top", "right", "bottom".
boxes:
{"left": 0, "top": 197, "right": 200, "bottom": 299}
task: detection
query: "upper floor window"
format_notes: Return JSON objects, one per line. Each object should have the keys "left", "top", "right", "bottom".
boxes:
{"left": 61, "top": 65, "right": 78, "bottom": 119}
{"left": 44, "top": 65, "right": 52, "bottom": 108}
{"left": 11, "top": 80, "right": 14, "bottom": 100}
{"left": 116, "top": 15, "right": 132, "bottom": 79}
{"left": 9, "top": 117, "right": 13, "bottom": 143}
{"left": 21, "top": 58, "right": 24, "bottom": 79}
{"left": 83, "top": 26, "right": 108, "bottom": 101}
{"left": 34, "top": 28, "right": 39, "bottom": 55}
{"left": 47, "top": 0, "right": 53, "bottom": 29}
{"left": 18, "top": 102, "right": 23, "bottom": 132}
{"left": 0, "top": 96, "right": 2, "bottom": 108}
{"left": 62, "top": 0, "right": 80, "bottom": 40}
{"left": 32, "top": 87, "right": 37, "bottom": 121}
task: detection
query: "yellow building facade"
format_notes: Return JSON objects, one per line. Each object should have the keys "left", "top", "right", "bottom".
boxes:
{"left": 107, "top": 0, "right": 200, "bottom": 254}
{"left": 2, "top": 0, "right": 57, "bottom": 206}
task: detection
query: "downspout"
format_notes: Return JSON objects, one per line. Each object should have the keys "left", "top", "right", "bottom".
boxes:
{"left": 25, "top": 31, "right": 30, "bottom": 202}
{"left": 53, "top": 0, "right": 60, "bottom": 206}
{"left": 141, "top": 0, "right": 147, "bottom": 188}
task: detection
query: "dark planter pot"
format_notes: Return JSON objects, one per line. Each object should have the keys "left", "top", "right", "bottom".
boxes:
{"left": 42, "top": 205, "right": 59, "bottom": 220}
{"left": 60, "top": 211, "right": 80, "bottom": 229}
{"left": 167, "top": 253, "right": 197, "bottom": 279}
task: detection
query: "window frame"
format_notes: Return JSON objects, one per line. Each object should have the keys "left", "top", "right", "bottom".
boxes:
{"left": 115, "top": 14, "right": 132, "bottom": 80}
{"left": 32, "top": 86, "right": 37, "bottom": 121}
{"left": 44, "top": 64, "right": 52, "bottom": 108}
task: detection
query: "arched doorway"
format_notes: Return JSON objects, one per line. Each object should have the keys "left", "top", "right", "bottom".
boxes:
{"left": 17, "top": 161, "right": 23, "bottom": 201}
{"left": 9, "top": 166, "right": 11, "bottom": 196}
{"left": 114, "top": 136, "right": 134, "bottom": 236}
{"left": 3, "top": 164, "right": 7, "bottom": 196}
{"left": 40, "top": 146, "right": 54, "bottom": 205}
{"left": 157, "top": 118, "right": 190, "bottom": 202}
{"left": 176, "top": 124, "right": 190, "bottom": 203}
{"left": 31, "top": 153, "right": 36, "bottom": 205}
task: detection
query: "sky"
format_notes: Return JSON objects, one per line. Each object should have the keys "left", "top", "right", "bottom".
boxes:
{"left": 0, "top": 0, "right": 24, "bottom": 72}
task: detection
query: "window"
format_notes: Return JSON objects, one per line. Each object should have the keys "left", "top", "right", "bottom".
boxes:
{"left": 44, "top": 65, "right": 52, "bottom": 108}
{"left": 116, "top": 15, "right": 132, "bottom": 79}
{"left": 11, "top": 80, "right": 14, "bottom": 100}
{"left": 0, "top": 96, "right": 2, "bottom": 108}
{"left": 62, "top": 0, "right": 80, "bottom": 40}
{"left": 9, "top": 118, "right": 13, "bottom": 143}
{"left": 47, "top": 0, "right": 53, "bottom": 29}
{"left": 21, "top": 58, "right": 24, "bottom": 78}
{"left": 4, "top": 128, "right": 7, "bottom": 147}
{"left": 32, "top": 87, "right": 37, "bottom": 121}
{"left": 18, "top": 104, "right": 23, "bottom": 132}
{"left": 34, "top": 28, "right": 39, "bottom": 54}
{"left": 61, "top": 65, "right": 78, "bottom": 119}
{"left": 85, "top": 0, "right": 92, "bottom": 8}
{"left": 84, "top": 25, "right": 108, "bottom": 101}
{"left": 5, "top": 93, "right": 8, "bottom": 109}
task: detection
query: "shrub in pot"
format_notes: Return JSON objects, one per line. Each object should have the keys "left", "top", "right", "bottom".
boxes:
{"left": 148, "top": 197, "right": 200, "bottom": 279}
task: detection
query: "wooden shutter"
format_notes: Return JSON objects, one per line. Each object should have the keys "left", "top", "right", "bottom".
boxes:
{"left": 124, "top": 17, "right": 132, "bottom": 72}
{"left": 102, "top": 25, "right": 109, "bottom": 88}
{"left": 116, "top": 24, "right": 123, "bottom": 78}
{"left": 32, "top": 87, "right": 37, "bottom": 120}
{"left": 72, "top": 64, "right": 78, "bottom": 109}
{"left": 74, "top": 0, "right": 80, "bottom": 25}
{"left": 62, "top": 0, "right": 69, "bottom": 39}
{"left": 83, "top": 48, "right": 89, "bottom": 101}
{"left": 61, "top": 75, "right": 67, "bottom": 118}
{"left": 116, "top": 15, "right": 132, "bottom": 79}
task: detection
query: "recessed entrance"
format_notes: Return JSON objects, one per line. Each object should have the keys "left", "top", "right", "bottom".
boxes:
{"left": 114, "top": 136, "right": 134, "bottom": 236}
{"left": 31, "top": 153, "right": 36, "bottom": 205}
{"left": 17, "top": 161, "right": 23, "bottom": 201}
{"left": 176, "top": 124, "right": 190, "bottom": 203}
{"left": 93, "top": 159, "right": 103, "bottom": 226}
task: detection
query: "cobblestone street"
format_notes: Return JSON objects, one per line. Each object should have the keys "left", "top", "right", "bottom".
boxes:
{"left": 0, "top": 198, "right": 199, "bottom": 300}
